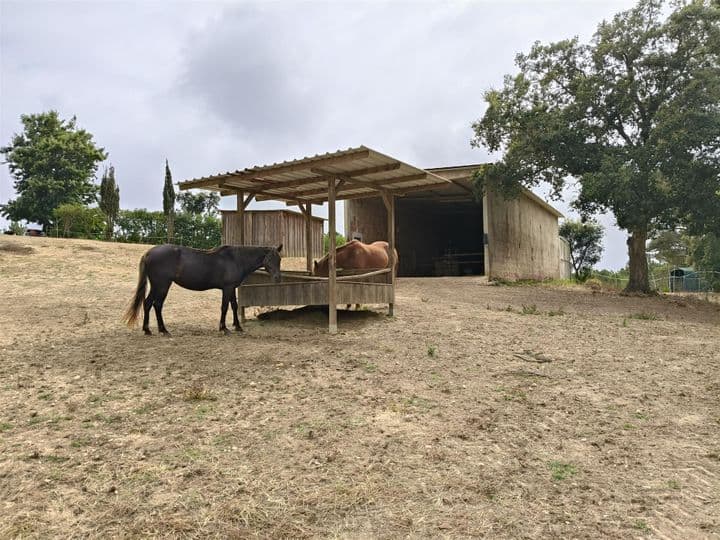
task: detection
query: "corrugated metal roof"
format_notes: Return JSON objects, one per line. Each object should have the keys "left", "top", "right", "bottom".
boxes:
{"left": 179, "top": 145, "right": 451, "bottom": 204}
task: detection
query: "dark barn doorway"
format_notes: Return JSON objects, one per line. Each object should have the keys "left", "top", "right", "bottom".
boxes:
{"left": 396, "top": 197, "right": 485, "bottom": 277}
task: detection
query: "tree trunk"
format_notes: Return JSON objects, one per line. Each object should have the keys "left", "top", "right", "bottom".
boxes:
{"left": 625, "top": 227, "right": 650, "bottom": 293}
{"left": 104, "top": 217, "right": 113, "bottom": 241}
{"left": 167, "top": 213, "right": 174, "bottom": 244}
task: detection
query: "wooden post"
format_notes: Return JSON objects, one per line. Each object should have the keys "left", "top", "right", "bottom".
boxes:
{"left": 328, "top": 179, "right": 337, "bottom": 334}
{"left": 302, "top": 203, "right": 313, "bottom": 273}
{"left": 237, "top": 191, "right": 245, "bottom": 246}
{"left": 382, "top": 191, "right": 396, "bottom": 316}
{"left": 236, "top": 191, "right": 246, "bottom": 323}
{"left": 482, "top": 192, "right": 490, "bottom": 279}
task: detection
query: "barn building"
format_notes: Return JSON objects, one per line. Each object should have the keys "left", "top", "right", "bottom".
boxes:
{"left": 345, "top": 164, "right": 570, "bottom": 280}
{"left": 180, "top": 146, "right": 570, "bottom": 332}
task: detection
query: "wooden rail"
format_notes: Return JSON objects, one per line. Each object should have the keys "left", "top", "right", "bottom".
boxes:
{"left": 252, "top": 268, "right": 391, "bottom": 282}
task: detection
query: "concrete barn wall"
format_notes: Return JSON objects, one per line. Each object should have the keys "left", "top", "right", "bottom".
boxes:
{"left": 344, "top": 197, "right": 388, "bottom": 244}
{"left": 485, "top": 189, "right": 561, "bottom": 280}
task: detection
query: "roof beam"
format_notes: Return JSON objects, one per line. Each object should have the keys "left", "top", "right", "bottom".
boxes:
{"left": 389, "top": 181, "right": 452, "bottom": 195}
{"left": 255, "top": 172, "right": 434, "bottom": 202}
{"left": 231, "top": 175, "right": 324, "bottom": 191}
{"left": 309, "top": 162, "right": 401, "bottom": 179}
{"left": 450, "top": 180, "right": 474, "bottom": 194}
{"left": 222, "top": 187, "right": 306, "bottom": 206}
{"left": 299, "top": 180, "right": 451, "bottom": 205}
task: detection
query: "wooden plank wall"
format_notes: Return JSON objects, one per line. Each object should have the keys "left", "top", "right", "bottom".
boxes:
{"left": 222, "top": 211, "right": 322, "bottom": 258}
{"left": 238, "top": 281, "right": 393, "bottom": 307}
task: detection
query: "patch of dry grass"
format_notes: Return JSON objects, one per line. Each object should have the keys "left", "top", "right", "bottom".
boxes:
{"left": 0, "top": 241, "right": 35, "bottom": 254}
{"left": 0, "top": 236, "right": 719, "bottom": 538}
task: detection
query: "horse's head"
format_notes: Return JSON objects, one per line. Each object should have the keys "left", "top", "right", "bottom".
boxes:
{"left": 312, "top": 257, "right": 328, "bottom": 277}
{"left": 263, "top": 244, "right": 282, "bottom": 283}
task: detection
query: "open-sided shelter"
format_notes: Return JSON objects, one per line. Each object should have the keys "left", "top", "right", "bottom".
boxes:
{"left": 179, "top": 146, "right": 451, "bottom": 333}
{"left": 346, "top": 164, "right": 568, "bottom": 280}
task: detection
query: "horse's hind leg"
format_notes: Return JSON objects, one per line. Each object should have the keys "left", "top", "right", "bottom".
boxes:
{"left": 142, "top": 291, "right": 154, "bottom": 335}
{"left": 219, "top": 288, "right": 232, "bottom": 335}
{"left": 151, "top": 282, "right": 172, "bottom": 336}
{"left": 229, "top": 288, "right": 243, "bottom": 332}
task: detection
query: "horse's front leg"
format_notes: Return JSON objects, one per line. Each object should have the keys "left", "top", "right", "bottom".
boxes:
{"left": 219, "top": 288, "right": 232, "bottom": 335}
{"left": 229, "top": 288, "right": 243, "bottom": 332}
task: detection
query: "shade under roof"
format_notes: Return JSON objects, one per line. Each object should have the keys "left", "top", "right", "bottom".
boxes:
{"left": 178, "top": 145, "right": 451, "bottom": 204}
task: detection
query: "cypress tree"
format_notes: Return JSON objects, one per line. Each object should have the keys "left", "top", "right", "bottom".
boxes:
{"left": 163, "top": 159, "right": 175, "bottom": 243}
{"left": 99, "top": 165, "right": 120, "bottom": 240}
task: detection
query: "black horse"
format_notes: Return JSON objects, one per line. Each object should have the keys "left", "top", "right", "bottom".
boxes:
{"left": 124, "top": 244, "right": 282, "bottom": 335}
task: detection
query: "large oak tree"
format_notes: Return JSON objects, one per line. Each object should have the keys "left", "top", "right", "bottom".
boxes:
{"left": 1, "top": 111, "right": 107, "bottom": 231}
{"left": 472, "top": 0, "right": 720, "bottom": 292}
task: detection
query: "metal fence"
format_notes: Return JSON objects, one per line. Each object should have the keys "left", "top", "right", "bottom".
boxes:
{"left": 45, "top": 228, "right": 220, "bottom": 249}
{"left": 592, "top": 269, "right": 720, "bottom": 293}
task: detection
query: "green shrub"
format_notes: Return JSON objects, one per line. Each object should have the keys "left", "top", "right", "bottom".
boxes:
{"left": 323, "top": 233, "right": 347, "bottom": 254}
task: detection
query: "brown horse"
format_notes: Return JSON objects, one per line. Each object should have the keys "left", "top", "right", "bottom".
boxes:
{"left": 124, "top": 244, "right": 282, "bottom": 335}
{"left": 313, "top": 240, "right": 397, "bottom": 277}
{"left": 313, "top": 240, "right": 397, "bottom": 309}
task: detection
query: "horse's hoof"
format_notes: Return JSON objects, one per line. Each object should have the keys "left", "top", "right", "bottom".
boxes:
{"left": 220, "top": 328, "right": 231, "bottom": 336}
{"left": 143, "top": 329, "right": 152, "bottom": 336}
{"left": 161, "top": 331, "right": 172, "bottom": 338}
{"left": 234, "top": 326, "right": 244, "bottom": 333}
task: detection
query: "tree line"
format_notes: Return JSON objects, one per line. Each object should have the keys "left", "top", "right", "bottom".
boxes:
{"left": 1, "top": 111, "right": 221, "bottom": 249}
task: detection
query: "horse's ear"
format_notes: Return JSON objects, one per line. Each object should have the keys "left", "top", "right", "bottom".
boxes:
{"left": 276, "top": 243, "right": 283, "bottom": 253}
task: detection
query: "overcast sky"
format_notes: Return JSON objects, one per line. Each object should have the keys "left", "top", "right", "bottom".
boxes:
{"left": 1, "top": 0, "right": 637, "bottom": 269}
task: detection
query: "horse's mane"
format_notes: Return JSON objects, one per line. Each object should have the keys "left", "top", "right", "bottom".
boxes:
{"left": 317, "top": 240, "right": 360, "bottom": 264}
{"left": 175, "top": 245, "right": 232, "bottom": 255}
{"left": 181, "top": 245, "right": 275, "bottom": 256}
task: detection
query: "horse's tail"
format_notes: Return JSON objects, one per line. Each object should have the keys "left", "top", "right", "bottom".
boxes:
{"left": 123, "top": 254, "right": 148, "bottom": 327}
{"left": 384, "top": 244, "right": 399, "bottom": 272}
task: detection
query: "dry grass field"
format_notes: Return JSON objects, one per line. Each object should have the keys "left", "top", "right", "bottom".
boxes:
{"left": 1, "top": 235, "right": 719, "bottom": 539}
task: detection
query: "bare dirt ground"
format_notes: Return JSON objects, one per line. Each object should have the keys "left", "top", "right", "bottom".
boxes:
{"left": 1, "top": 235, "right": 719, "bottom": 539}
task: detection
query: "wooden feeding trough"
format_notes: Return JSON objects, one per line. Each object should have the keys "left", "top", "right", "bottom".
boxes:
{"left": 179, "top": 146, "right": 451, "bottom": 333}
{"left": 238, "top": 267, "right": 394, "bottom": 308}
